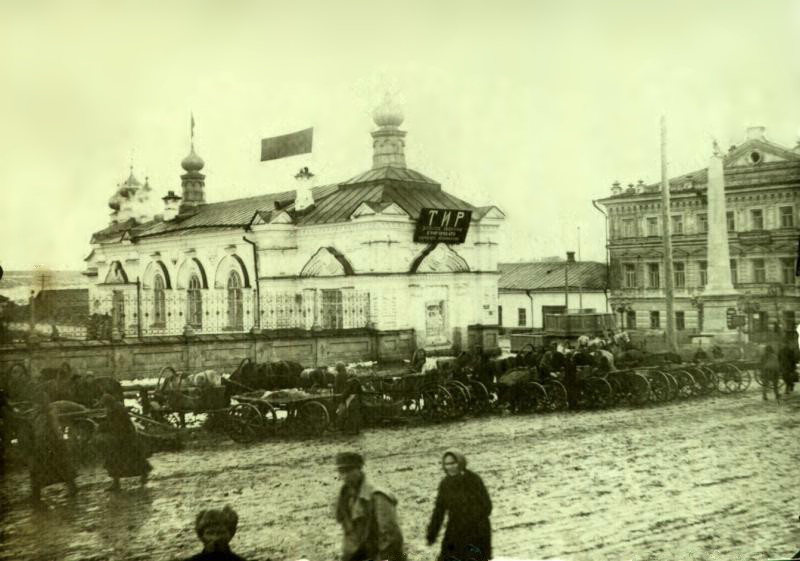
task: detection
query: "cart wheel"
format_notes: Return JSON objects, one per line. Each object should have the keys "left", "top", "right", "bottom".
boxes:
{"left": 671, "top": 370, "right": 697, "bottom": 398}
{"left": 467, "top": 380, "right": 491, "bottom": 414}
{"left": 626, "top": 372, "right": 652, "bottom": 405}
{"left": 543, "top": 380, "right": 568, "bottom": 411}
{"left": 647, "top": 371, "right": 670, "bottom": 403}
{"left": 226, "top": 403, "right": 264, "bottom": 443}
{"left": 583, "top": 377, "right": 613, "bottom": 409}
{"left": 419, "top": 384, "right": 453, "bottom": 422}
{"left": 525, "top": 382, "right": 548, "bottom": 413}
{"left": 295, "top": 401, "right": 330, "bottom": 436}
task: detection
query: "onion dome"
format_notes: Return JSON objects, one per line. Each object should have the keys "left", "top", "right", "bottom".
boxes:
{"left": 372, "top": 94, "right": 404, "bottom": 128}
{"left": 108, "top": 188, "right": 122, "bottom": 211}
{"left": 181, "top": 145, "right": 205, "bottom": 172}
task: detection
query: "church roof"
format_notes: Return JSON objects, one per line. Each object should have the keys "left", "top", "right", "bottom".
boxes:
{"left": 90, "top": 166, "right": 486, "bottom": 243}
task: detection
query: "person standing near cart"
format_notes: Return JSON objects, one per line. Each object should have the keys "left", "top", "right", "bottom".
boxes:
{"left": 778, "top": 336, "right": 799, "bottom": 394}
{"left": 28, "top": 392, "right": 78, "bottom": 503}
{"left": 97, "top": 393, "right": 152, "bottom": 491}
{"left": 334, "top": 452, "right": 405, "bottom": 561}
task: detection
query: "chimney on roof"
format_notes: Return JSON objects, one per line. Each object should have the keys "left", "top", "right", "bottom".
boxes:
{"left": 566, "top": 251, "right": 576, "bottom": 263}
{"left": 611, "top": 181, "right": 622, "bottom": 195}
{"left": 294, "top": 166, "right": 315, "bottom": 212}
{"left": 162, "top": 191, "right": 182, "bottom": 221}
{"left": 745, "top": 126, "right": 766, "bottom": 141}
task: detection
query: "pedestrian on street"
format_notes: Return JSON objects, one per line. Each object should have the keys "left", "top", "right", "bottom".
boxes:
{"left": 337, "top": 378, "right": 363, "bottom": 435}
{"left": 184, "top": 505, "right": 248, "bottom": 561}
{"left": 28, "top": 392, "right": 78, "bottom": 503}
{"left": 761, "top": 345, "right": 781, "bottom": 401}
{"left": 334, "top": 452, "right": 405, "bottom": 561}
{"left": 97, "top": 393, "right": 152, "bottom": 491}
{"left": 426, "top": 450, "right": 492, "bottom": 561}
{"left": 778, "top": 338, "right": 799, "bottom": 394}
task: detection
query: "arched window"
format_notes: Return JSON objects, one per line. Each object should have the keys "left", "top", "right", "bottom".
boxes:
{"left": 227, "top": 271, "right": 243, "bottom": 329}
{"left": 187, "top": 274, "right": 203, "bottom": 328}
{"left": 153, "top": 274, "right": 166, "bottom": 326}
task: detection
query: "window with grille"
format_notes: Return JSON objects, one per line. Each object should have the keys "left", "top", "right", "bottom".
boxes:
{"left": 646, "top": 217, "right": 659, "bottom": 236}
{"left": 518, "top": 308, "right": 527, "bottom": 327}
{"left": 699, "top": 261, "right": 707, "bottom": 287}
{"left": 321, "top": 289, "right": 343, "bottom": 329}
{"left": 696, "top": 213, "right": 708, "bottom": 233}
{"left": 187, "top": 274, "right": 203, "bottom": 327}
{"left": 671, "top": 215, "right": 683, "bottom": 235}
{"left": 781, "top": 258, "right": 795, "bottom": 285}
{"left": 626, "top": 310, "right": 636, "bottom": 329}
{"left": 674, "top": 262, "right": 686, "bottom": 288}
{"left": 649, "top": 311, "right": 660, "bottom": 329}
{"left": 784, "top": 310, "right": 797, "bottom": 332}
{"left": 153, "top": 274, "right": 166, "bottom": 326}
{"left": 780, "top": 206, "right": 794, "bottom": 228}
{"left": 726, "top": 211, "right": 735, "bottom": 232}
{"left": 750, "top": 209, "right": 763, "bottom": 230}
{"left": 624, "top": 264, "right": 637, "bottom": 288}
{"left": 675, "top": 311, "right": 685, "bottom": 331}
{"left": 730, "top": 259, "right": 738, "bottom": 284}
{"left": 648, "top": 263, "right": 660, "bottom": 289}
{"left": 112, "top": 290, "right": 125, "bottom": 335}
{"left": 752, "top": 259, "right": 766, "bottom": 283}
{"left": 227, "top": 271, "right": 243, "bottom": 329}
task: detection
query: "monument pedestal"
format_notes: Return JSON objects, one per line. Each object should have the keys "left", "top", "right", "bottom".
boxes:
{"left": 700, "top": 293, "right": 740, "bottom": 345}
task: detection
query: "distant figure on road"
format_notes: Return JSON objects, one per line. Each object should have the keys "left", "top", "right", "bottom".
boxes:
{"left": 760, "top": 346, "right": 781, "bottom": 401}
{"left": 778, "top": 338, "right": 798, "bottom": 394}
{"left": 334, "top": 452, "right": 405, "bottom": 561}
{"left": 185, "top": 505, "right": 247, "bottom": 561}
{"left": 97, "top": 393, "right": 152, "bottom": 491}
{"left": 427, "top": 450, "right": 492, "bottom": 561}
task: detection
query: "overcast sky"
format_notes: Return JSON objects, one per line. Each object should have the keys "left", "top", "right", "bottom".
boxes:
{"left": 1, "top": 0, "right": 799, "bottom": 271}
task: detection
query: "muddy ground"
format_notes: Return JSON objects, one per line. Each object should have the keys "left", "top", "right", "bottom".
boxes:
{"left": 1, "top": 387, "right": 799, "bottom": 561}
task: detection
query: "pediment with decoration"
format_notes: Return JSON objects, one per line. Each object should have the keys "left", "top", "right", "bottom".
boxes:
{"left": 725, "top": 139, "right": 800, "bottom": 168}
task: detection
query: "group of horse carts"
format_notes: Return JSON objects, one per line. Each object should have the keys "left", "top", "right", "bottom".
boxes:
{"left": 0, "top": 341, "right": 765, "bottom": 457}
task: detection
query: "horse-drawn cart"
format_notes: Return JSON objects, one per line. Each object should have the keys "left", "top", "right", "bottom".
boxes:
{"left": 225, "top": 389, "right": 342, "bottom": 442}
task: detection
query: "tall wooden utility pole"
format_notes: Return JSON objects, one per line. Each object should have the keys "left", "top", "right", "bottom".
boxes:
{"left": 659, "top": 116, "right": 677, "bottom": 352}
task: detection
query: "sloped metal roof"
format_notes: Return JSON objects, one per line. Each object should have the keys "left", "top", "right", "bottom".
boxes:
{"left": 499, "top": 261, "right": 608, "bottom": 291}
{"left": 91, "top": 166, "right": 483, "bottom": 242}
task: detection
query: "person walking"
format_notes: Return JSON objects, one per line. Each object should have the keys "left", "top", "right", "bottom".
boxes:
{"left": 334, "top": 452, "right": 404, "bottom": 561}
{"left": 761, "top": 345, "right": 781, "bottom": 401}
{"left": 426, "top": 451, "right": 492, "bottom": 561}
{"left": 184, "top": 505, "right": 248, "bottom": 561}
{"left": 778, "top": 338, "right": 799, "bottom": 394}
{"left": 97, "top": 393, "right": 152, "bottom": 491}
{"left": 28, "top": 392, "right": 78, "bottom": 503}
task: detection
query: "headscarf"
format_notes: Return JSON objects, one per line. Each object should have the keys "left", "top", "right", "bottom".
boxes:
{"left": 195, "top": 505, "right": 239, "bottom": 539}
{"left": 442, "top": 450, "right": 467, "bottom": 474}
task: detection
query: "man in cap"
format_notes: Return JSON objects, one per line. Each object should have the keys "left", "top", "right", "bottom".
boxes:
{"left": 334, "top": 452, "right": 404, "bottom": 561}
{"left": 185, "top": 505, "right": 248, "bottom": 561}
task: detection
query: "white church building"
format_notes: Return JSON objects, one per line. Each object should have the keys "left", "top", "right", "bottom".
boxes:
{"left": 84, "top": 100, "right": 505, "bottom": 351}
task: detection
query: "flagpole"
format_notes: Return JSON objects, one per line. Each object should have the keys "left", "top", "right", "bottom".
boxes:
{"left": 660, "top": 116, "right": 677, "bottom": 353}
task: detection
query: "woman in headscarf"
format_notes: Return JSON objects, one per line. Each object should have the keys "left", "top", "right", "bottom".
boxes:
{"left": 426, "top": 451, "right": 492, "bottom": 561}
{"left": 97, "top": 393, "right": 152, "bottom": 491}
{"left": 185, "top": 505, "right": 247, "bottom": 561}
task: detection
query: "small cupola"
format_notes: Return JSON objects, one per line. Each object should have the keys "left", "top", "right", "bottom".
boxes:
{"left": 371, "top": 95, "right": 407, "bottom": 169}
{"left": 179, "top": 115, "right": 206, "bottom": 214}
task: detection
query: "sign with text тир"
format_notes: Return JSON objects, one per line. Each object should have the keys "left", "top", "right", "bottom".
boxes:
{"left": 414, "top": 208, "right": 472, "bottom": 244}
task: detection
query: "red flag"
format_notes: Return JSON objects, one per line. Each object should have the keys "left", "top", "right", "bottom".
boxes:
{"left": 260, "top": 127, "right": 313, "bottom": 162}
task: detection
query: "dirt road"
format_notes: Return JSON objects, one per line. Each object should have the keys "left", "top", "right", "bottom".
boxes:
{"left": 2, "top": 388, "right": 798, "bottom": 561}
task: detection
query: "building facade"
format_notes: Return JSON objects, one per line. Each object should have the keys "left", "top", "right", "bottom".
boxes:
{"left": 596, "top": 127, "right": 799, "bottom": 343}
{"left": 498, "top": 255, "right": 608, "bottom": 332}
{"left": 84, "top": 101, "right": 504, "bottom": 352}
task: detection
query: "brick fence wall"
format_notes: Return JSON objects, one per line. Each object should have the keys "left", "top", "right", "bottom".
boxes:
{"left": 0, "top": 328, "right": 416, "bottom": 380}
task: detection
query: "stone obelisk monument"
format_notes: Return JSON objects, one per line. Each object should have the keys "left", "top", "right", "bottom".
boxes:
{"left": 700, "top": 141, "right": 739, "bottom": 343}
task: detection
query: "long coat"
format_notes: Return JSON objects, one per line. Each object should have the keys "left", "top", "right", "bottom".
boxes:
{"left": 29, "top": 405, "right": 76, "bottom": 491}
{"left": 335, "top": 478, "right": 405, "bottom": 561}
{"left": 98, "top": 401, "right": 152, "bottom": 479}
{"left": 427, "top": 467, "right": 492, "bottom": 561}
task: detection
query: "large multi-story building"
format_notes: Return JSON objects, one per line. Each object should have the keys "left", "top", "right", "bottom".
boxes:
{"left": 595, "top": 126, "right": 799, "bottom": 343}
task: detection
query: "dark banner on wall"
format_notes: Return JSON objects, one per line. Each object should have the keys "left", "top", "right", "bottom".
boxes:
{"left": 414, "top": 208, "right": 472, "bottom": 244}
